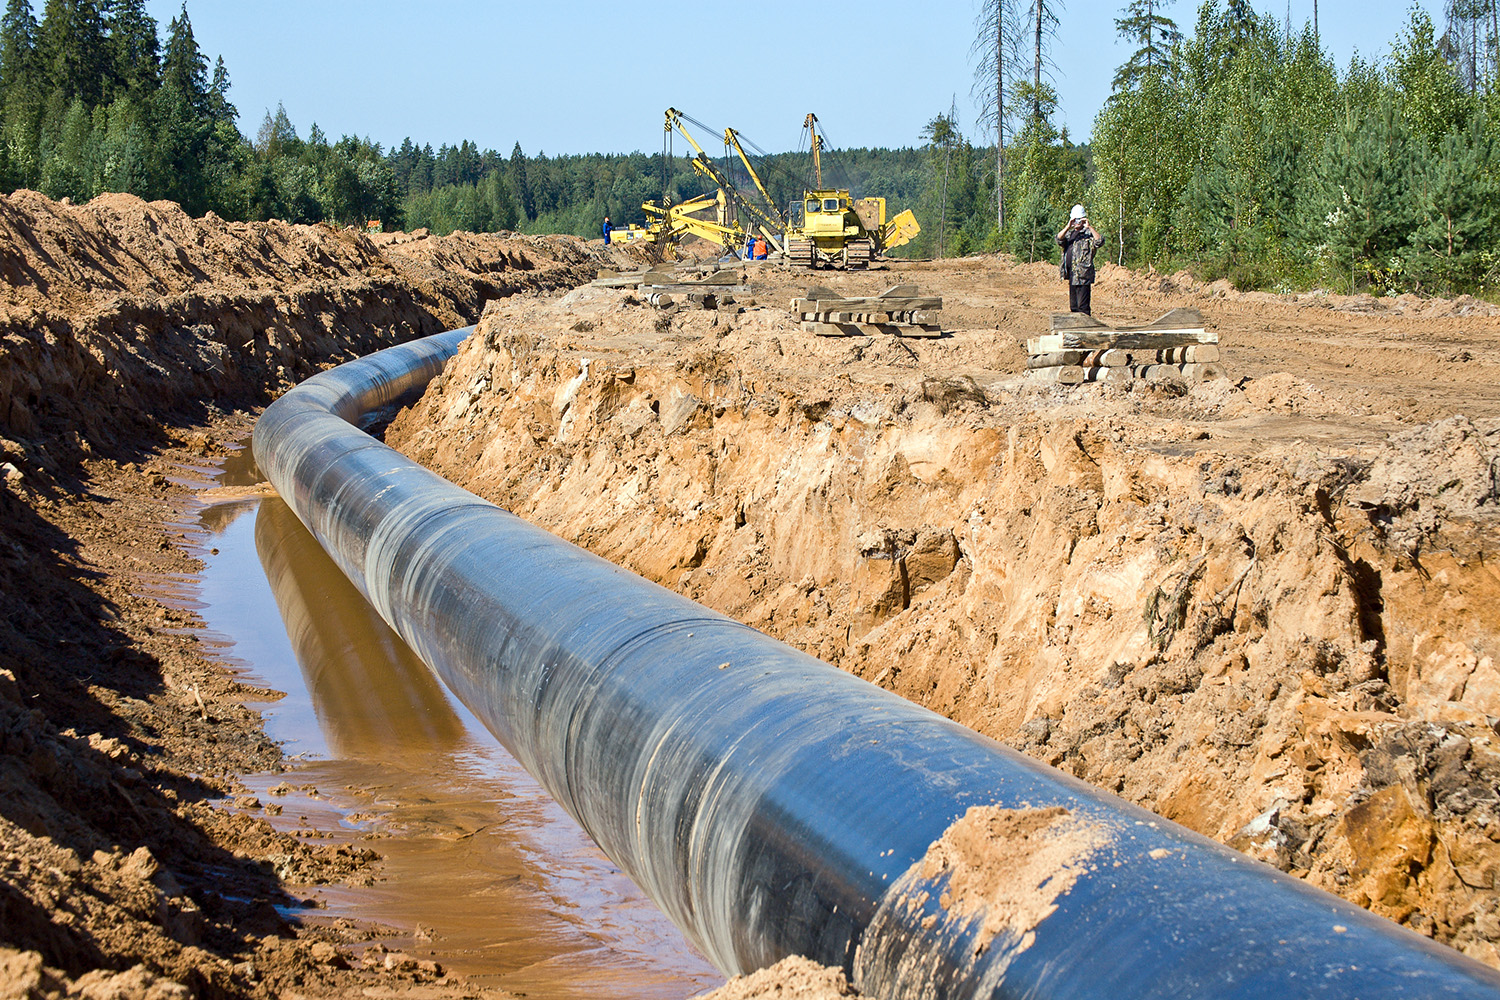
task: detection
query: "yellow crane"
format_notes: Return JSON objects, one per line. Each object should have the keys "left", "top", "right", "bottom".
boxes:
{"left": 638, "top": 109, "right": 784, "bottom": 258}
{"left": 635, "top": 108, "right": 919, "bottom": 267}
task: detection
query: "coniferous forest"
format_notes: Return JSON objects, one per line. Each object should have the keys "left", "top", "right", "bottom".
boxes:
{"left": 2, "top": 0, "right": 1497, "bottom": 295}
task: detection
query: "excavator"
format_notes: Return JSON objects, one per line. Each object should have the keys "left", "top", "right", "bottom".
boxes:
{"left": 783, "top": 113, "right": 920, "bottom": 270}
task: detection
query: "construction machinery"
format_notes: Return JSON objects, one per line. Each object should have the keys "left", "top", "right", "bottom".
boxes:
{"left": 637, "top": 108, "right": 919, "bottom": 269}
{"left": 638, "top": 109, "right": 785, "bottom": 258}
{"left": 783, "top": 113, "right": 920, "bottom": 270}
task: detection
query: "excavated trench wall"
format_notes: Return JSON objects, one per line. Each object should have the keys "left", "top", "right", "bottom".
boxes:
{"left": 388, "top": 304, "right": 1500, "bottom": 968}
{"left": 0, "top": 191, "right": 599, "bottom": 468}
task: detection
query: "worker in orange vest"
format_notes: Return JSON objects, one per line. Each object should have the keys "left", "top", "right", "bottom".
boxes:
{"left": 752, "top": 236, "right": 768, "bottom": 260}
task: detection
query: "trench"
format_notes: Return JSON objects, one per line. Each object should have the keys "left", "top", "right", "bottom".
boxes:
{"left": 174, "top": 437, "right": 723, "bottom": 999}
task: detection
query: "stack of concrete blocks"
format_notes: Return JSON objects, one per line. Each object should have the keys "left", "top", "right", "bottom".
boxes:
{"left": 1026, "top": 308, "right": 1225, "bottom": 384}
{"left": 792, "top": 284, "right": 943, "bottom": 338}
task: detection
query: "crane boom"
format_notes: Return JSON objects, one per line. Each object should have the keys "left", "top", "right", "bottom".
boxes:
{"left": 803, "top": 113, "right": 822, "bottom": 189}
{"left": 723, "top": 127, "right": 786, "bottom": 230}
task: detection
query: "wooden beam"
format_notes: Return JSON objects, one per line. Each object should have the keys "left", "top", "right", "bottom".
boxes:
{"left": 792, "top": 296, "right": 943, "bottom": 312}
{"left": 1026, "top": 329, "right": 1217, "bottom": 352}
{"left": 1049, "top": 313, "right": 1109, "bottom": 331}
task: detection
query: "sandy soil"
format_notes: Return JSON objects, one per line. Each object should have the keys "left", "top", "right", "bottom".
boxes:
{"left": 3, "top": 180, "right": 1498, "bottom": 998}
{"left": 387, "top": 253, "right": 1500, "bottom": 972}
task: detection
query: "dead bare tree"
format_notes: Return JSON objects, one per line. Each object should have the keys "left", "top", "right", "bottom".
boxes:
{"left": 972, "top": 0, "right": 1024, "bottom": 233}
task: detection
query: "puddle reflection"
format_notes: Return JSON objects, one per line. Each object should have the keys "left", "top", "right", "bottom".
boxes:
{"left": 192, "top": 484, "right": 720, "bottom": 999}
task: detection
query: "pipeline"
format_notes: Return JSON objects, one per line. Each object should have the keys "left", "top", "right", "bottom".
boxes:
{"left": 253, "top": 327, "right": 1500, "bottom": 999}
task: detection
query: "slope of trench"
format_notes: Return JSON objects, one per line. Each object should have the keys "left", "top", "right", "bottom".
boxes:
{"left": 386, "top": 296, "right": 1500, "bottom": 969}
{"left": 148, "top": 440, "right": 722, "bottom": 999}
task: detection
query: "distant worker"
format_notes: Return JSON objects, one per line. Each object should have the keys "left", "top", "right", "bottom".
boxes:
{"left": 753, "top": 236, "right": 768, "bottom": 260}
{"left": 1056, "top": 204, "right": 1104, "bottom": 315}
{"left": 602, "top": 216, "right": 612, "bottom": 245}
{"left": 744, "top": 233, "right": 756, "bottom": 259}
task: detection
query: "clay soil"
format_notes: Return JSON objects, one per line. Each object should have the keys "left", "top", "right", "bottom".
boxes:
{"left": 3, "top": 184, "right": 1499, "bottom": 1000}
{"left": 387, "top": 253, "right": 1500, "bottom": 974}
{"left": 0, "top": 189, "right": 604, "bottom": 1000}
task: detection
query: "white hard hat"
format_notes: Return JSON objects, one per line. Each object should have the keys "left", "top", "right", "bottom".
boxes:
{"left": 1070, "top": 204, "right": 1086, "bottom": 221}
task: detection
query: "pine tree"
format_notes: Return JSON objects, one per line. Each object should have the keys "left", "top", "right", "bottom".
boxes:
{"left": 1404, "top": 116, "right": 1499, "bottom": 291}
{"left": 1029, "top": 0, "right": 1061, "bottom": 124}
{"left": 508, "top": 141, "right": 533, "bottom": 221}
{"left": 972, "top": 0, "right": 1023, "bottom": 232}
{"left": 919, "top": 109, "right": 961, "bottom": 257}
{"left": 209, "top": 55, "right": 234, "bottom": 126}
{"left": 161, "top": 3, "right": 208, "bottom": 111}
{"left": 38, "top": 0, "right": 109, "bottom": 106}
{"left": 1308, "top": 102, "right": 1418, "bottom": 289}
{"left": 0, "top": 0, "right": 40, "bottom": 106}
{"left": 255, "top": 102, "right": 298, "bottom": 158}
{"left": 104, "top": 0, "right": 159, "bottom": 98}
{"left": 1113, "top": 0, "right": 1182, "bottom": 89}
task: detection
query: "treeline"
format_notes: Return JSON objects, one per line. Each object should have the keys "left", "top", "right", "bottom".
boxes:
{"left": 6, "top": 1, "right": 1495, "bottom": 295}
{"left": 388, "top": 138, "right": 930, "bottom": 241}
{"left": 941, "top": 0, "right": 1500, "bottom": 294}
{"left": 0, "top": 0, "right": 401, "bottom": 224}
{"left": 1092, "top": 4, "right": 1500, "bottom": 294}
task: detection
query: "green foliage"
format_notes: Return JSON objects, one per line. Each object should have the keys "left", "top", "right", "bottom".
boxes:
{"left": 1, "top": 0, "right": 1493, "bottom": 304}
{"left": 1113, "top": 0, "right": 1183, "bottom": 90}
{"left": 1087, "top": 0, "right": 1500, "bottom": 296}
{"left": 1403, "top": 114, "right": 1500, "bottom": 292}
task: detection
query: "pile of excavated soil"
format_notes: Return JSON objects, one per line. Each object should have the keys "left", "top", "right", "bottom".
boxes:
{"left": 0, "top": 189, "right": 597, "bottom": 461}
{"left": 0, "top": 190, "right": 607, "bottom": 1000}
{"left": 695, "top": 956, "right": 857, "bottom": 1000}
{"left": 387, "top": 257, "right": 1500, "bottom": 969}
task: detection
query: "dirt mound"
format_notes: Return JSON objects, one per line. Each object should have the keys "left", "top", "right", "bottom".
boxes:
{"left": 696, "top": 956, "right": 856, "bottom": 1000}
{"left": 0, "top": 191, "right": 603, "bottom": 1000}
{"left": 0, "top": 189, "right": 599, "bottom": 469}
{"left": 388, "top": 260, "right": 1500, "bottom": 969}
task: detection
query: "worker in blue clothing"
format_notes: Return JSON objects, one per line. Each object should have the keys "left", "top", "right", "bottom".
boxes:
{"left": 602, "top": 216, "right": 612, "bottom": 245}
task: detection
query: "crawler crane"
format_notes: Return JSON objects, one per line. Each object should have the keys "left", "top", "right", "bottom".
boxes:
{"left": 783, "top": 113, "right": 920, "bottom": 270}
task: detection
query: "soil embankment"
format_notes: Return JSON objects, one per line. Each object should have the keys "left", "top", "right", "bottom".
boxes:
{"left": 0, "top": 190, "right": 606, "bottom": 999}
{"left": 387, "top": 259, "right": 1500, "bottom": 969}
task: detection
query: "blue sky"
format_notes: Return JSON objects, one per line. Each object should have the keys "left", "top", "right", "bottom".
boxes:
{"left": 140, "top": 0, "right": 1443, "bottom": 156}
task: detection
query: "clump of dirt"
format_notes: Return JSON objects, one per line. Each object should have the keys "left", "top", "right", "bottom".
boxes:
{"left": 911, "top": 806, "right": 1108, "bottom": 954}
{"left": 695, "top": 955, "right": 857, "bottom": 1000}
{"left": 387, "top": 259, "right": 1500, "bottom": 968}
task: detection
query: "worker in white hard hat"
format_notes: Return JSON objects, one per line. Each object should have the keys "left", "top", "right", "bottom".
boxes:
{"left": 1057, "top": 204, "right": 1105, "bottom": 315}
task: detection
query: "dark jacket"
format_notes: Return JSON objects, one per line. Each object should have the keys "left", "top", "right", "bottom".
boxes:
{"left": 1057, "top": 225, "right": 1104, "bottom": 285}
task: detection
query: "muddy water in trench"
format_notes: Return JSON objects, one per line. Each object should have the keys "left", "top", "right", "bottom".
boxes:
{"left": 188, "top": 443, "right": 723, "bottom": 999}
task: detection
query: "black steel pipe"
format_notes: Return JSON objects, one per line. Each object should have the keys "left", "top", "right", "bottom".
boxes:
{"left": 253, "top": 327, "right": 1500, "bottom": 999}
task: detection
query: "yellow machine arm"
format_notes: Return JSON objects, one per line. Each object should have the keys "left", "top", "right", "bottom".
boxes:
{"left": 665, "top": 108, "right": 783, "bottom": 248}
{"left": 803, "top": 113, "right": 823, "bottom": 189}
{"left": 664, "top": 108, "right": 711, "bottom": 160}
{"left": 644, "top": 198, "right": 747, "bottom": 251}
{"left": 881, "top": 209, "right": 921, "bottom": 251}
{"left": 723, "top": 127, "right": 786, "bottom": 230}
